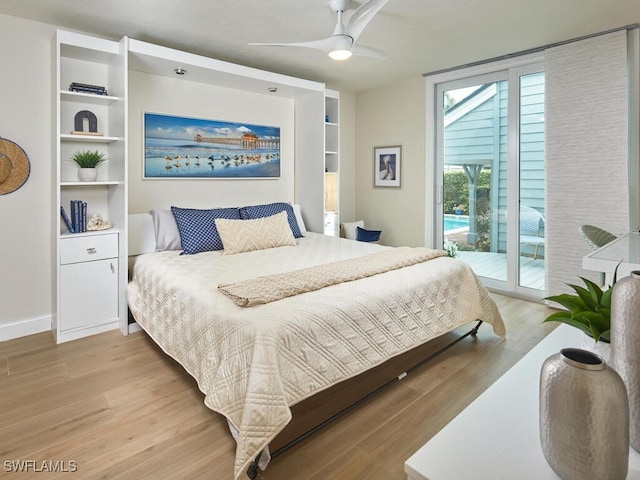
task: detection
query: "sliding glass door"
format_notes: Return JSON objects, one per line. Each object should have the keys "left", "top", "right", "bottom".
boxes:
{"left": 435, "top": 64, "right": 545, "bottom": 295}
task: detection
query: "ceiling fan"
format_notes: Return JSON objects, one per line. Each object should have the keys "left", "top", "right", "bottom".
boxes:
{"left": 249, "top": 0, "right": 390, "bottom": 61}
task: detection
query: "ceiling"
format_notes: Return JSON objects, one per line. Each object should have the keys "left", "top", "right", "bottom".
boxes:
{"left": 0, "top": 0, "right": 638, "bottom": 92}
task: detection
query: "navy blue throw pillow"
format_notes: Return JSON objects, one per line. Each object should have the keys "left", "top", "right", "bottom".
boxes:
{"left": 239, "top": 202, "right": 303, "bottom": 238}
{"left": 356, "top": 226, "right": 381, "bottom": 242}
{"left": 171, "top": 206, "right": 240, "bottom": 254}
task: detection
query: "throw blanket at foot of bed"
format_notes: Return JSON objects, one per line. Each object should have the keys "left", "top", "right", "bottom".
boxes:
{"left": 218, "top": 246, "right": 449, "bottom": 306}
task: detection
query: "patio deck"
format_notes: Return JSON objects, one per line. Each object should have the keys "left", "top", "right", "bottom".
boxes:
{"left": 456, "top": 251, "right": 545, "bottom": 291}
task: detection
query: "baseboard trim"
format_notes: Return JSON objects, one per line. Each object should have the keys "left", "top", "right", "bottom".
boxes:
{"left": 0, "top": 315, "right": 52, "bottom": 342}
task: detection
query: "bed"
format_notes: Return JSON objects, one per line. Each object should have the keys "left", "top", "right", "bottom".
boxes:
{"left": 127, "top": 204, "right": 505, "bottom": 480}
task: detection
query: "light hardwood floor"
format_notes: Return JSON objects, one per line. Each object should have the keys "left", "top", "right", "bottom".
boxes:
{"left": 0, "top": 294, "right": 556, "bottom": 480}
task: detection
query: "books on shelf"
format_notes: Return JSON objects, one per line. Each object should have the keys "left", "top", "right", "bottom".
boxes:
{"left": 61, "top": 200, "right": 88, "bottom": 233}
{"left": 60, "top": 206, "right": 73, "bottom": 233}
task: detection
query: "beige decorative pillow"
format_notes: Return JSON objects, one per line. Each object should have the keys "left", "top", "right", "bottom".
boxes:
{"left": 342, "top": 220, "right": 364, "bottom": 240}
{"left": 215, "top": 211, "right": 297, "bottom": 255}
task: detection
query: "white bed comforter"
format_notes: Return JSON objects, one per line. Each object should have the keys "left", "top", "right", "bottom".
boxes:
{"left": 127, "top": 233, "right": 505, "bottom": 479}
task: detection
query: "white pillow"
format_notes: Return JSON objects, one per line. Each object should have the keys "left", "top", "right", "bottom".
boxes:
{"left": 150, "top": 209, "right": 182, "bottom": 251}
{"left": 215, "top": 211, "right": 296, "bottom": 255}
{"left": 342, "top": 220, "right": 365, "bottom": 240}
{"left": 292, "top": 204, "right": 307, "bottom": 234}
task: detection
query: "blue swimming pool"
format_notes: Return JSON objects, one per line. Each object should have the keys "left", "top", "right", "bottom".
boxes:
{"left": 444, "top": 214, "right": 469, "bottom": 232}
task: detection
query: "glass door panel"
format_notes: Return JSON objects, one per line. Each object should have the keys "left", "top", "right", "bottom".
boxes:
{"left": 441, "top": 79, "right": 507, "bottom": 285}
{"left": 437, "top": 66, "right": 545, "bottom": 295}
{"left": 518, "top": 71, "right": 545, "bottom": 290}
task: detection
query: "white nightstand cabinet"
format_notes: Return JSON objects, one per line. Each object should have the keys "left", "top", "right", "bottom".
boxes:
{"left": 58, "top": 232, "right": 119, "bottom": 341}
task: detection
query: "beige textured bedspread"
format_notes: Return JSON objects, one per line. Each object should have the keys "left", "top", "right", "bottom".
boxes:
{"left": 218, "top": 246, "right": 448, "bottom": 306}
{"left": 127, "top": 233, "right": 505, "bottom": 479}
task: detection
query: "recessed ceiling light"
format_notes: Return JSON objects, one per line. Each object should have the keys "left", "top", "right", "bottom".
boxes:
{"left": 174, "top": 68, "right": 187, "bottom": 75}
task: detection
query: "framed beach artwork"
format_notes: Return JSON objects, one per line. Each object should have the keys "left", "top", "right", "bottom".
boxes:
{"left": 373, "top": 145, "right": 401, "bottom": 188}
{"left": 143, "top": 112, "right": 281, "bottom": 179}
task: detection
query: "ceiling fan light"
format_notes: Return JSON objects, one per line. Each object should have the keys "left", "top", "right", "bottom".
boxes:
{"left": 328, "top": 48, "right": 353, "bottom": 60}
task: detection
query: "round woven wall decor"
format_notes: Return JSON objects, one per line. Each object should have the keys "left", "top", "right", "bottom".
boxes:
{"left": 0, "top": 136, "right": 30, "bottom": 195}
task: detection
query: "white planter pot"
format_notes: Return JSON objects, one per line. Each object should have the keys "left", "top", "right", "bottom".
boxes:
{"left": 78, "top": 168, "right": 98, "bottom": 182}
{"left": 580, "top": 332, "right": 611, "bottom": 363}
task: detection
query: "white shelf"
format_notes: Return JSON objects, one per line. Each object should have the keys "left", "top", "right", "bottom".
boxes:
{"left": 60, "top": 181, "right": 123, "bottom": 186}
{"left": 60, "top": 90, "right": 123, "bottom": 105}
{"left": 60, "top": 228, "right": 122, "bottom": 239}
{"left": 60, "top": 134, "right": 124, "bottom": 143}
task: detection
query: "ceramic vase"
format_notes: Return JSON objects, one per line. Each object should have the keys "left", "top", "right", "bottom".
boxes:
{"left": 540, "top": 348, "right": 629, "bottom": 480}
{"left": 78, "top": 167, "right": 97, "bottom": 182}
{"left": 611, "top": 271, "right": 640, "bottom": 451}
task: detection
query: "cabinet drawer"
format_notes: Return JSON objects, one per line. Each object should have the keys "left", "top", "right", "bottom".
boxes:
{"left": 60, "top": 233, "right": 118, "bottom": 265}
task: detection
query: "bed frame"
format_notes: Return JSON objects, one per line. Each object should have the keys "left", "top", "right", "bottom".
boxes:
{"left": 127, "top": 213, "right": 486, "bottom": 479}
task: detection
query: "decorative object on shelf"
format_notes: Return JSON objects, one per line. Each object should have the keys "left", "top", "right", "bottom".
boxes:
{"left": 611, "top": 270, "right": 640, "bottom": 452}
{"left": 143, "top": 112, "right": 281, "bottom": 179}
{"left": 373, "top": 145, "right": 401, "bottom": 188}
{"left": 0, "top": 136, "right": 31, "bottom": 195}
{"left": 539, "top": 348, "right": 629, "bottom": 480}
{"left": 69, "top": 82, "right": 108, "bottom": 96}
{"left": 87, "top": 213, "right": 111, "bottom": 231}
{"left": 71, "top": 110, "right": 103, "bottom": 136}
{"left": 70, "top": 149, "right": 107, "bottom": 182}
{"left": 443, "top": 240, "right": 458, "bottom": 258}
{"left": 543, "top": 266, "right": 620, "bottom": 343}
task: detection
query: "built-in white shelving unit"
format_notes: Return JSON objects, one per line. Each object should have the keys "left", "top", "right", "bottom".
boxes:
{"left": 53, "top": 30, "right": 329, "bottom": 342}
{"left": 54, "top": 30, "right": 128, "bottom": 343}
{"left": 324, "top": 89, "right": 340, "bottom": 236}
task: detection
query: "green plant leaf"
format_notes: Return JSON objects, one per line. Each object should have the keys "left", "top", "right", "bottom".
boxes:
{"left": 544, "top": 313, "right": 594, "bottom": 337}
{"left": 581, "top": 276, "right": 604, "bottom": 302}
{"left": 544, "top": 293, "right": 587, "bottom": 313}
{"left": 601, "top": 286, "right": 613, "bottom": 309}
{"left": 574, "top": 311, "right": 609, "bottom": 342}
{"left": 70, "top": 149, "right": 107, "bottom": 168}
{"left": 567, "top": 283, "right": 599, "bottom": 311}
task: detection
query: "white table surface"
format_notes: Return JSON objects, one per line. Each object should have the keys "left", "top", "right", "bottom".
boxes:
{"left": 404, "top": 324, "right": 640, "bottom": 480}
{"left": 583, "top": 231, "right": 640, "bottom": 280}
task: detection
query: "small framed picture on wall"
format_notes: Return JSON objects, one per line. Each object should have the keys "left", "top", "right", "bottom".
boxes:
{"left": 373, "top": 145, "right": 401, "bottom": 188}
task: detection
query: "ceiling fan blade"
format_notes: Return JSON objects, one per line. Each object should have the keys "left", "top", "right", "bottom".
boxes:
{"left": 249, "top": 38, "right": 333, "bottom": 53}
{"left": 352, "top": 43, "right": 387, "bottom": 59}
{"left": 345, "top": 0, "right": 390, "bottom": 42}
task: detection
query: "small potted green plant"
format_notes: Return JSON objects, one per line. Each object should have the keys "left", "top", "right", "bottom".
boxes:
{"left": 70, "top": 149, "right": 107, "bottom": 181}
{"left": 543, "top": 266, "right": 619, "bottom": 344}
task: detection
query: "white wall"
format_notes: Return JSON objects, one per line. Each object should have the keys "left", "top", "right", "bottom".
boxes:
{"left": 355, "top": 77, "right": 427, "bottom": 247}
{"left": 128, "top": 70, "right": 295, "bottom": 212}
{"left": 0, "top": 14, "right": 56, "bottom": 339}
